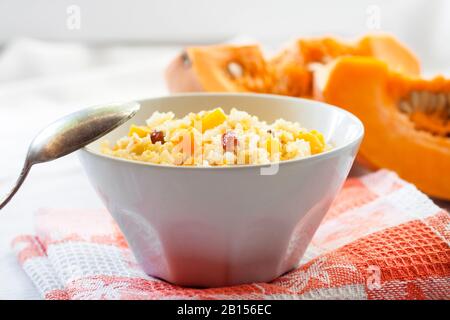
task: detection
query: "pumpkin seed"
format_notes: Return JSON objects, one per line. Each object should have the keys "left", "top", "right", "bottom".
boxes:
{"left": 426, "top": 92, "right": 436, "bottom": 113}
{"left": 399, "top": 101, "right": 412, "bottom": 114}
{"left": 181, "top": 51, "right": 191, "bottom": 67}
{"left": 436, "top": 93, "right": 446, "bottom": 114}
{"left": 227, "top": 62, "right": 244, "bottom": 78}
{"left": 411, "top": 91, "right": 420, "bottom": 109}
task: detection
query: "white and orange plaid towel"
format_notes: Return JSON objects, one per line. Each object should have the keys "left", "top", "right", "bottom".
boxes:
{"left": 12, "top": 170, "right": 450, "bottom": 300}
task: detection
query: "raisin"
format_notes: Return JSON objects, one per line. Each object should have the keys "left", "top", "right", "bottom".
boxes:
{"left": 222, "top": 131, "right": 238, "bottom": 152}
{"left": 150, "top": 130, "right": 165, "bottom": 144}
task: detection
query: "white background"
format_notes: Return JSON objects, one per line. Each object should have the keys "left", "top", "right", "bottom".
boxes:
{"left": 0, "top": 0, "right": 449, "bottom": 72}
{"left": 0, "top": 0, "right": 449, "bottom": 299}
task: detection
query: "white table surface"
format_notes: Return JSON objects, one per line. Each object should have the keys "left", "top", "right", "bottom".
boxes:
{"left": 0, "top": 39, "right": 180, "bottom": 299}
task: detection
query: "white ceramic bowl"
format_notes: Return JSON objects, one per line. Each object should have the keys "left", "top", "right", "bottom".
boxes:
{"left": 79, "top": 93, "right": 364, "bottom": 287}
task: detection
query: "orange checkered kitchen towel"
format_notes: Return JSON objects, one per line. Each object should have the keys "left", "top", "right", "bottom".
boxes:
{"left": 12, "top": 170, "right": 450, "bottom": 300}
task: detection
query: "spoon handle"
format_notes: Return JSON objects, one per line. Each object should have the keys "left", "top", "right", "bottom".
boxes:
{"left": 0, "top": 162, "right": 32, "bottom": 210}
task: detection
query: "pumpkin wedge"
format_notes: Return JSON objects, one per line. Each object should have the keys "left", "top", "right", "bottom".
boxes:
{"left": 314, "top": 56, "right": 450, "bottom": 200}
{"left": 272, "top": 34, "right": 420, "bottom": 75}
{"left": 271, "top": 34, "right": 420, "bottom": 97}
{"left": 166, "top": 45, "right": 276, "bottom": 94}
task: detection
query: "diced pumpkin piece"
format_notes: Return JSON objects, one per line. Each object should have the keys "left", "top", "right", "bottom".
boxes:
{"left": 201, "top": 108, "right": 227, "bottom": 132}
{"left": 130, "top": 140, "right": 152, "bottom": 155}
{"left": 297, "top": 131, "right": 325, "bottom": 154}
{"left": 310, "top": 130, "right": 325, "bottom": 145}
{"left": 128, "top": 124, "right": 150, "bottom": 138}
{"left": 266, "top": 136, "right": 280, "bottom": 155}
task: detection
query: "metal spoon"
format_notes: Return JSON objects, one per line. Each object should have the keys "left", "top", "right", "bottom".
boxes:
{"left": 0, "top": 101, "right": 140, "bottom": 210}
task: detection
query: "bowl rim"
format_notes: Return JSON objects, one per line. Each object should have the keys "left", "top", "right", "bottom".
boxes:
{"left": 81, "top": 92, "right": 364, "bottom": 170}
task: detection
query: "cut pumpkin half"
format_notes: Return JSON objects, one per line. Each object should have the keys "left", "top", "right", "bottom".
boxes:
{"left": 314, "top": 56, "right": 450, "bottom": 200}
